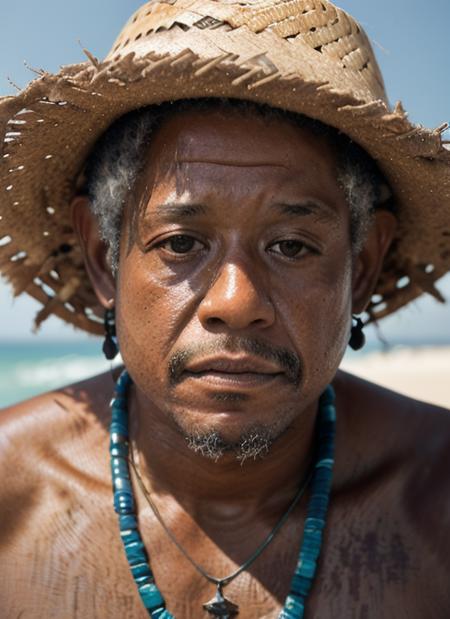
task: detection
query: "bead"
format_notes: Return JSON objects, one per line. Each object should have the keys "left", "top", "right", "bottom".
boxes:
{"left": 114, "top": 496, "right": 135, "bottom": 515}
{"left": 302, "top": 530, "right": 322, "bottom": 547}
{"left": 128, "top": 552, "right": 150, "bottom": 568}
{"left": 139, "top": 583, "right": 165, "bottom": 609}
{"left": 115, "top": 373, "right": 131, "bottom": 394}
{"left": 132, "top": 562, "right": 154, "bottom": 580}
{"left": 298, "top": 557, "right": 316, "bottom": 579}
{"left": 115, "top": 383, "right": 128, "bottom": 396}
{"left": 313, "top": 468, "right": 331, "bottom": 483}
{"left": 121, "top": 528, "right": 142, "bottom": 544}
{"left": 112, "top": 402, "right": 127, "bottom": 412}
{"left": 136, "top": 575, "right": 154, "bottom": 587}
{"left": 110, "top": 443, "right": 129, "bottom": 458}
{"left": 109, "top": 370, "right": 336, "bottom": 619}
{"left": 112, "top": 460, "right": 130, "bottom": 478}
{"left": 304, "top": 516, "right": 325, "bottom": 529}
{"left": 125, "top": 541, "right": 147, "bottom": 564}
{"left": 316, "top": 458, "right": 334, "bottom": 469}
{"left": 115, "top": 488, "right": 134, "bottom": 499}
{"left": 111, "top": 402, "right": 127, "bottom": 415}
{"left": 320, "top": 404, "right": 336, "bottom": 422}
{"left": 281, "top": 595, "right": 305, "bottom": 618}
{"left": 119, "top": 514, "right": 138, "bottom": 530}
{"left": 110, "top": 430, "right": 129, "bottom": 443}
{"left": 290, "top": 574, "right": 311, "bottom": 597}
{"left": 114, "top": 477, "right": 132, "bottom": 493}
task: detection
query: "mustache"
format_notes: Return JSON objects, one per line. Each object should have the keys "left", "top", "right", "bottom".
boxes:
{"left": 168, "top": 336, "right": 301, "bottom": 386}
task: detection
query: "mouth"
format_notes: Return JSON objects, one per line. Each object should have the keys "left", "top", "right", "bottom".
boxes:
{"left": 182, "top": 356, "right": 284, "bottom": 388}
{"left": 184, "top": 370, "right": 282, "bottom": 387}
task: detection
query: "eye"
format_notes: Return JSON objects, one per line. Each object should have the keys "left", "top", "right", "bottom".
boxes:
{"left": 268, "top": 239, "right": 311, "bottom": 259}
{"left": 156, "top": 234, "right": 204, "bottom": 255}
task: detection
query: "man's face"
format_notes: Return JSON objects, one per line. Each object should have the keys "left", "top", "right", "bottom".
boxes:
{"left": 115, "top": 108, "right": 354, "bottom": 454}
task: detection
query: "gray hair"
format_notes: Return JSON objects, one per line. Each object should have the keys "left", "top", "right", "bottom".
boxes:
{"left": 86, "top": 99, "right": 383, "bottom": 272}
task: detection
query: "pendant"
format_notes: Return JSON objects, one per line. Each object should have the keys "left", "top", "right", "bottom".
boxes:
{"left": 203, "top": 585, "right": 239, "bottom": 618}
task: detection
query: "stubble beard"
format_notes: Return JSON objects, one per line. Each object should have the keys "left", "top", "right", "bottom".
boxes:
{"left": 165, "top": 336, "right": 302, "bottom": 463}
{"left": 168, "top": 402, "right": 298, "bottom": 464}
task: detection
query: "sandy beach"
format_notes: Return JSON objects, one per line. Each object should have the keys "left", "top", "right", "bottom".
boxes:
{"left": 341, "top": 346, "right": 450, "bottom": 409}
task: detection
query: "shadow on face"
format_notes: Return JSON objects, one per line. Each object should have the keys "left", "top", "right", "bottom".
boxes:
{"left": 73, "top": 104, "right": 396, "bottom": 452}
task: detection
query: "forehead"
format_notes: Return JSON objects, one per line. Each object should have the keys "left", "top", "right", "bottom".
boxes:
{"left": 127, "top": 106, "right": 350, "bottom": 225}
{"left": 145, "top": 107, "right": 340, "bottom": 180}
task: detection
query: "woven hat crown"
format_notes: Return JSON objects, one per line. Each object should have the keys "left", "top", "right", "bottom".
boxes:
{"left": 0, "top": 0, "right": 449, "bottom": 334}
{"left": 109, "top": 0, "right": 386, "bottom": 102}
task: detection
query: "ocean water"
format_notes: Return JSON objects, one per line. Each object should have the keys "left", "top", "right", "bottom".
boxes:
{"left": 0, "top": 340, "right": 114, "bottom": 408}
{"left": 0, "top": 338, "right": 448, "bottom": 409}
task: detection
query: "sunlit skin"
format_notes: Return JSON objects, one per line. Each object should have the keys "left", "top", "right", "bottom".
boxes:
{"left": 1, "top": 108, "right": 450, "bottom": 618}
{"left": 119, "top": 111, "right": 354, "bottom": 454}
{"left": 88, "top": 109, "right": 382, "bottom": 502}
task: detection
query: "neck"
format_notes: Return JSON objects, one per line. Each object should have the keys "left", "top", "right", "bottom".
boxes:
{"left": 129, "top": 383, "right": 319, "bottom": 515}
{"left": 110, "top": 370, "right": 337, "bottom": 617}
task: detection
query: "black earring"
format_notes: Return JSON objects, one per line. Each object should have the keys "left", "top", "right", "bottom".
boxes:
{"left": 103, "top": 308, "right": 119, "bottom": 360}
{"left": 349, "top": 316, "right": 366, "bottom": 351}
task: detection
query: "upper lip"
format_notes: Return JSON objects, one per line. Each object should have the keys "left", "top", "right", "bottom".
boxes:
{"left": 184, "top": 355, "right": 283, "bottom": 375}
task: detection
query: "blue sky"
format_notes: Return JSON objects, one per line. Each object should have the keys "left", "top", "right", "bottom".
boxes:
{"left": 0, "top": 0, "right": 449, "bottom": 343}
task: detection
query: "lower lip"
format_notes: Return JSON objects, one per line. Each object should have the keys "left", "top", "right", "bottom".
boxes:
{"left": 183, "top": 371, "right": 283, "bottom": 387}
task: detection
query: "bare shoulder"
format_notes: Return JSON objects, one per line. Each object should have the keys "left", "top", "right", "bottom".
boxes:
{"left": 335, "top": 368, "right": 450, "bottom": 449}
{"left": 0, "top": 371, "right": 128, "bottom": 617}
{"left": 0, "top": 370, "right": 117, "bottom": 511}
{"left": 336, "top": 369, "right": 450, "bottom": 483}
{"left": 336, "top": 371, "right": 450, "bottom": 576}
{"left": 0, "top": 374, "right": 114, "bottom": 459}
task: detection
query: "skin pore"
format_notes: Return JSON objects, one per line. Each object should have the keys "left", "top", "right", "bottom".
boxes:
{"left": 124, "top": 111, "right": 352, "bottom": 459}
{"left": 7, "top": 107, "right": 450, "bottom": 619}
{"left": 85, "top": 100, "right": 381, "bottom": 274}
{"left": 75, "top": 107, "right": 394, "bottom": 507}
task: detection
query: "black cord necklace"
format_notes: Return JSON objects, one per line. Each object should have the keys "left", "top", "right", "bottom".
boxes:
{"left": 129, "top": 443, "right": 314, "bottom": 616}
{"left": 110, "top": 370, "right": 336, "bottom": 618}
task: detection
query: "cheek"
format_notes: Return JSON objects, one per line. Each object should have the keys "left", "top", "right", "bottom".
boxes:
{"left": 114, "top": 251, "right": 198, "bottom": 397}
{"left": 313, "top": 267, "right": 352, "bottom": 371}
{"left": 115, "top": 225, "right": 353, "bottom": 408}
{"left": 275, "top": 251, "right": 352, "bottom": 389}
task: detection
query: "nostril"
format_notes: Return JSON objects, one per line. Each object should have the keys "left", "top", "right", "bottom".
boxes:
{"left": 206, "top": 316, "right": 225, "bottom": 327}
{"left": 252, "top": 318, "right": 267, "bottom": 326}
{"left": 205, "top": 314, "right": 267, "bottom": 330}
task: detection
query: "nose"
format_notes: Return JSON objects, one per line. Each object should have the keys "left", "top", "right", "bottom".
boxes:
{"left": 198, "top": 261, "right": 275, "bottom": 331}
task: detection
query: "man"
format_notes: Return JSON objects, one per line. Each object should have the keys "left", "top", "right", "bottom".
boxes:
{"left": 1, "top": 1, "right": 449, "bottom": 618}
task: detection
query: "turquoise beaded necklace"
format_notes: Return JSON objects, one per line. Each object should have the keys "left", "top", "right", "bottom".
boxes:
{"left": 110, "top": 370, "right": 336, "bottom": 618}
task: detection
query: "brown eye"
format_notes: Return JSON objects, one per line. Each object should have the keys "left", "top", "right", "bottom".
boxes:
{"left": 270, "top": 240, "right": 308, "bottom": 258}
{"left": 279, "top": 240, "right": 304, "bottom": 257}
{"left": 166, "top": 235, "right": 197, "bottom": 254}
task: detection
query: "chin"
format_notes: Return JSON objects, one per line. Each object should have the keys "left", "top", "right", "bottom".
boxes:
{"left": 166, "top": 399, "right": 298, "bottom": 462}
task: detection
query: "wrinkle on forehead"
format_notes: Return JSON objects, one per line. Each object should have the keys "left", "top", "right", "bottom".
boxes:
{"left": 175, "top": 157, "right": 291, "bottom": 170}
{"left": 145, "top": 109, "right": 340, "bottom": 186}
{"left": 171, "top": 116, "right": 324, "bottom": 171}
{"left": 138, "top": 110, "right": 347, "bottom": 217}
{"left": 145, "top": 157, "right": 342, "bottom": 220}
{"left": 169, "top": 160, "right": 298, "bottom": 208}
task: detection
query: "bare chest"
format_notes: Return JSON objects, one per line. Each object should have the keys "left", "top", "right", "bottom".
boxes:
{"left": 1, "top": 494, "right": 446, "bottom": 619}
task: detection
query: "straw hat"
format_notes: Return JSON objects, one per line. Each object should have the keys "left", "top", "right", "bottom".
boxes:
{"left": 1, "top": 0, "right": 449, "bottom": 335}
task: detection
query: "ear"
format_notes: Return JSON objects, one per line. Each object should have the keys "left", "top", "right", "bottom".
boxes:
{"left": 71, "top": 195, "right": 116, "bottom": 308}
{"left": 351, "top": 210, "right": 397, "bottom": 314}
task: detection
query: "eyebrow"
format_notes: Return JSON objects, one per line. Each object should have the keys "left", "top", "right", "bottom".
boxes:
{"left": 271, "top": 200, "right": 339, "bottom": 222}
{"left": 146, "top": 202, "right": 208, "bottom": 224}
{"left": 146, "top": 199, "right": 338, "bottom": 224}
